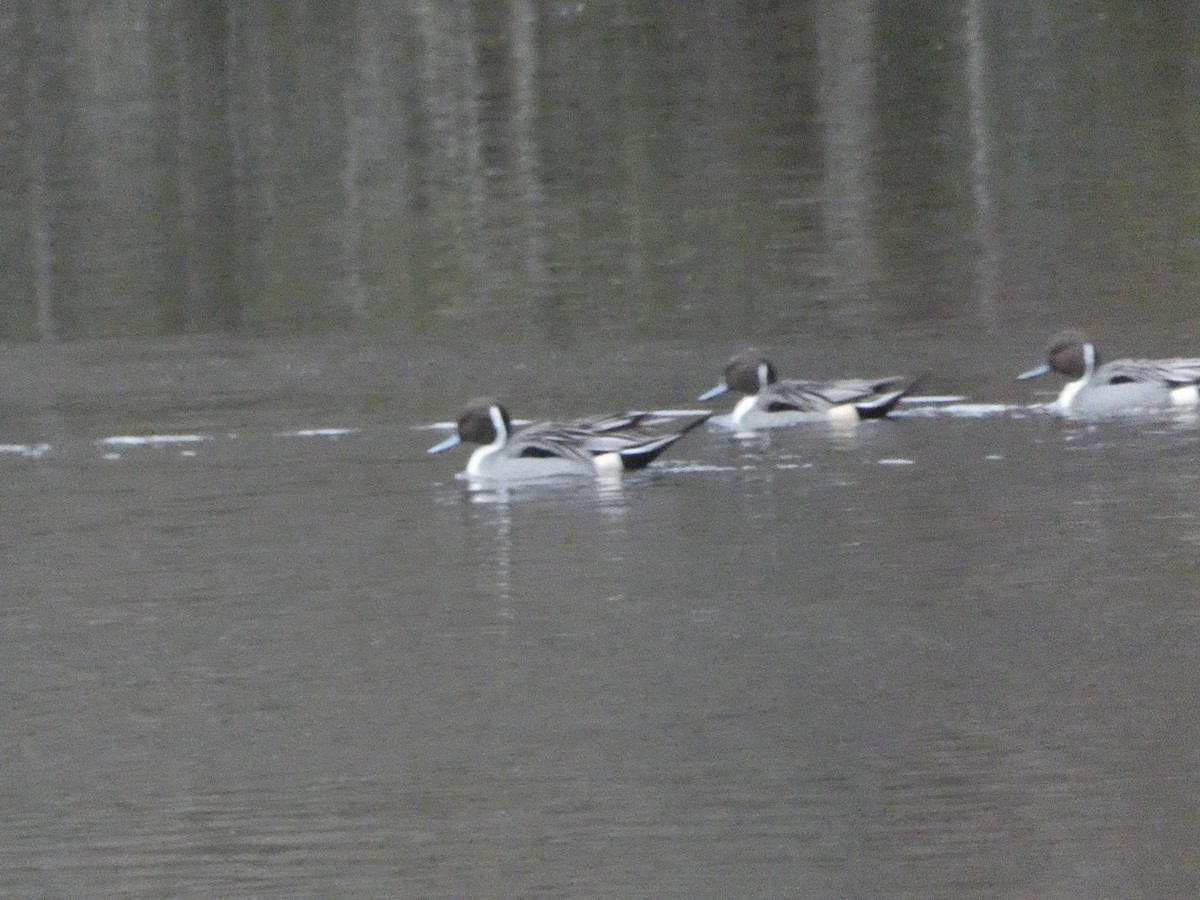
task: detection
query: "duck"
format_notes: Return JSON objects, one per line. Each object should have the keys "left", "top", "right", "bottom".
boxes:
{"left": 697, "top": 348, "right": 918, "bottom": 429}
{"left": 1018, "top": 330, "right": 1200, "bottom": 417}
{"left": 427, "top": 397, "right": 712, "bottom": 480}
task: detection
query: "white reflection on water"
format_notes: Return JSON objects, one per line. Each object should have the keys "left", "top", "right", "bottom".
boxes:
{"left": 0, "top": 442, "right": 52, "bottom": 458}
{"left": 275, "top": 427, "right": 360, "bottom": 438}
{"left": 892, "top": 402, "right": 1024, "bottom": 418}
{"left": 470, "top": 484, "right": 515, "bottom": 616}
{"left": 461, "top": 476, "right": 631, "bottom": 618}
{"left": 98, "top": 433, "right": 211, "bottom": 446}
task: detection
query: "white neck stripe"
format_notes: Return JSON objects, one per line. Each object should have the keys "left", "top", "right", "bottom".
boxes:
{"left": 487, "top": 405, "right": 509, "bottom": 447}
{"left": 1082, "top": 343, "right": 1096, "bottom": 376}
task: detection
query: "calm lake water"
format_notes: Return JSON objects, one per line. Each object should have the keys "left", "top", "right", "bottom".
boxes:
{"left": 6, "top": 0, "right": 1200, "bottom": 897}
{"left": 3, "top": 334, "right": 1200, "bottom": 898}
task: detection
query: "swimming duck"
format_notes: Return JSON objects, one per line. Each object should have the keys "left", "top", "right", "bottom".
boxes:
{"left": 428, "top": 397, "right": 711, "bottom": 480}
{"left": 1018, "top": 330, "right": 1200, "bottom": 417}
{"left": 698, "top": 349, "right": 917, "bottom": 429}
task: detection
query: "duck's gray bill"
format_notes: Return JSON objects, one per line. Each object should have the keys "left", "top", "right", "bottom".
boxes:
{"left": 427, "top": 433, "right": 462, "bottom": 454}
{"left": 697, "top": 381, "right": 729, "bottom": 402}
{"left": 1016, "top": 362, "right": 1050, "bottom": 381}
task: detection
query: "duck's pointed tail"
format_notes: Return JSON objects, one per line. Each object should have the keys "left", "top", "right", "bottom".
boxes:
{"left": 617, "top": 411, "right": 713, "bottom": 470}
{"left": 854, "top": 374, "right": 924, "bottom": 419}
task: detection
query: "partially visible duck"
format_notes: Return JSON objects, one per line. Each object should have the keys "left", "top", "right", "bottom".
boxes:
{"left": 1018, "top": 330, "right": 1200, "bottom": 417}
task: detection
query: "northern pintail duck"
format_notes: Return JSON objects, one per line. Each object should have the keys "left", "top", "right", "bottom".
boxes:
{"left": 1018, "top": 330, "right": 1200, "bottom": 417}
{"left": 698, "top": 349, "right": 918, "bottom": 429}
{"left": 427, "top": 397, "right": 712, "bottom": 480}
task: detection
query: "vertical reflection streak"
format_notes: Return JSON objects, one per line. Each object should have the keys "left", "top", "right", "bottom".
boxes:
{"left": 510, "top": 0, "right": 549, "bottom": 322}
{"left": 816, "top": 0, "right": 880, "bottom": 321}
{"left": 964, "top": 0, "right": 1000, "bottom": 329}
{"left": 469, "top": 486, "right": 515, "bottom": 618}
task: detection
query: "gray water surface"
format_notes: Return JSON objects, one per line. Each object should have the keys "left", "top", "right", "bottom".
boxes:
{"left": 4, "top": 337, "right": 1199, "bottom": 898}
